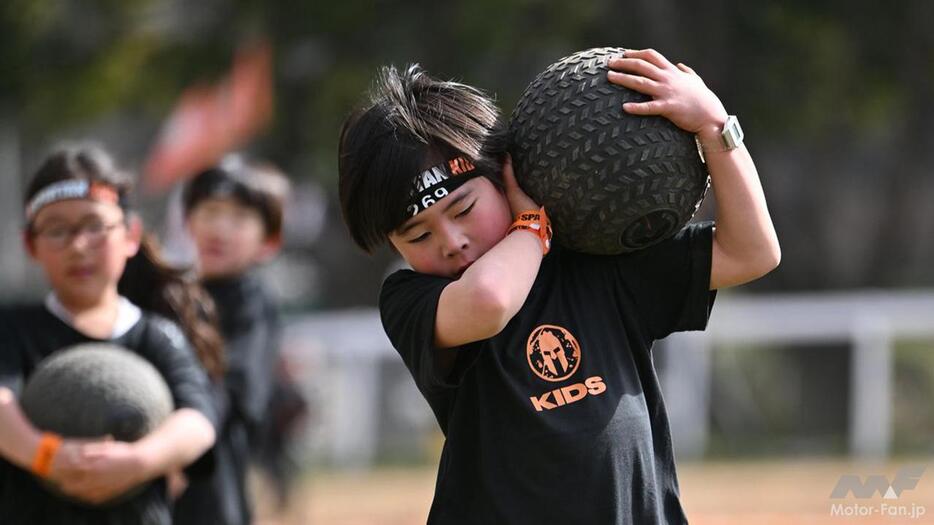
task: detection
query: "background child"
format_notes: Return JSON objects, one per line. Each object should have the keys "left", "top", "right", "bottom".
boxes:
{"left": 338, "top": 50, "right": 780, "bottom": 524}
{"left": 173, "top": 154, "right": 299, "bottom": 525}
{"left": 0, "top": 143, "right": 218, "bottom": 524}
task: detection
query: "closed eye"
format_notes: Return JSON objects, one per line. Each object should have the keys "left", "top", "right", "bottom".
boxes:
{"left": 455, "top": 201, "right": 476, "bottom": 218}
{"left": 408, "top": 232, "right": 430, "bottom": 244}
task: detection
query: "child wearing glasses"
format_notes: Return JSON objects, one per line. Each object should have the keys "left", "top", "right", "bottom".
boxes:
{"left": 0, "top": 143, "right": 219, "bottom": 525}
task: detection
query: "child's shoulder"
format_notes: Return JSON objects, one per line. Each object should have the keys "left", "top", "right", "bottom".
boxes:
{"left": 204, "top": 270, "right": 276, "bottom": 325}
{"left": 0, "top": 302, "right": 58, "bottom": 336}
{"left": 380, "top": 268, "right": 450, "bottom": 299}
{"left": 378, "top": 269, "right": 454, "bottom": 327}
{"left": 573, "top": 221, "right": 715, "bottom": 271}
{"left": 127, "top": 310, "right": 189, "bottom": 352}
{"left": 382, "top": 267, "right": 434, "bottom": 286}
{"left": 0, "top": 301, "right": 51, "bottom": 317}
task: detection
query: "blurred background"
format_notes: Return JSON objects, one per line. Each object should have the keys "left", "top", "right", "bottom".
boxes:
{"left": 2, "top": 0, "right": 933, "bottom": 523}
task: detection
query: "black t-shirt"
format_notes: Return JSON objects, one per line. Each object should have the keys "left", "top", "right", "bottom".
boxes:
{"left": 174, "top": 271, "right": 281, "bottom": 525}
{"left": 0, "top": 303, "right": 218, "bottom": 525}
{"left": 380, "top": 223, "right": 716, "bottom": 525}
{"left": 203, "top": 270, "right": 281, "bottom": 434}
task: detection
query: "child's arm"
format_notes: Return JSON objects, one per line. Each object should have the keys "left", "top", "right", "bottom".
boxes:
{"left": 54, "top": 408, "right": 215, "bottom": 505}
{"left": 4, "top": 385, "right": 215, "bottom": 505}
{"left": 434, "top": 156, "right": 544, "bottom": 348}
{"left": 608, "top": 49, "right": 781, "bottom": 290}
{"left": 131, "top": 408, "right": 215, "bottom": 474}
{"left": 0, "top": 387, "right": 42, "bottom": 469}
{"left": 0, "top": 387, "right": 106, "bottom": 489}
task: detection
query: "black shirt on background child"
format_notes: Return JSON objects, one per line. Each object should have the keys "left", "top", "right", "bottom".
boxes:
{"left": 173, "top": 269, "right": 281, "bottom": 525}
{"left": 380, "top": 223, "right": 716, "bottom": 525}
{"left": 0, "top": 298, "right": 218, "bottom": 525}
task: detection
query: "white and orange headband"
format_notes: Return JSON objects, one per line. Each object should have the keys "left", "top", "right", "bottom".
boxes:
{"left": 25, "top": 180, "right": 124, "bottom": 221}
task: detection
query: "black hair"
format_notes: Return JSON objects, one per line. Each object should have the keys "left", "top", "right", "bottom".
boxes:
{"left": 338, "top": 64, "right": 508, "bottom": 253}
{"left": 24, "top": 143, "right": 227, "bottom": 380}
{"left": 24, "top": 143, "right": 134, "bottom": 228}
{"left": 182, "top": 154, "right": 290, "bottom": 239}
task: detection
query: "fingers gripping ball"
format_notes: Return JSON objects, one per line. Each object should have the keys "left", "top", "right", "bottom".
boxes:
{"left": 20, "top": 343, "right": 174, "bottom": 504}
{"left": 508, "top": 47, "right": 709, "bottom": 254}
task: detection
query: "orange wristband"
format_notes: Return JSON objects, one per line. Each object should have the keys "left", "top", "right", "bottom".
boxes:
{"left": 31, "top": 432, "right": 62, "bottom": 478}
{"left": 508, "top": 207, "right": 553, "bottom": 255}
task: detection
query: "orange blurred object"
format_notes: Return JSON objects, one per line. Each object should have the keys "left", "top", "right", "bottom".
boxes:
{"left": 143, "top": 41, "right": 273, "bottom": 193}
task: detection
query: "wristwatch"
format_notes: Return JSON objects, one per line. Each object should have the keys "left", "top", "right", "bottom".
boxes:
{"left": 695, "top": 115, "right": 743, "bottom": 163}
{"left": 721, "top": 115, "right": 744, "bottom": 150}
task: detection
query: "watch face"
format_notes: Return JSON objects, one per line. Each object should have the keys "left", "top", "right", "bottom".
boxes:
{"left": 722, "top": 115, "right": 744, "bottom": 149}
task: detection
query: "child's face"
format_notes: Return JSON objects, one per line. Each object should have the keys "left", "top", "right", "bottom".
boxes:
{"left": 186, "top": 197, "right": 276, "bottom": 279}
{"left": 26, "top": 199, "right": 140, "bottom": 305}
{"left": 389, "top": 177, "right": 512, "bottom": 278}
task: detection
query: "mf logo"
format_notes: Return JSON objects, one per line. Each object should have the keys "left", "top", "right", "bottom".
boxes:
{"left": 830, "top": 465, "right": 926, "bottom": 499}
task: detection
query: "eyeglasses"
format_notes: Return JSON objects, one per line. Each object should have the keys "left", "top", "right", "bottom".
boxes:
{"left": 31, "top": 220, "right": 124, "bottom": 251}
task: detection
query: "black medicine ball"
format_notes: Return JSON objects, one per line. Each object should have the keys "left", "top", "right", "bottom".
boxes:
{"left": 509, "top": 47, "right": 709, "bottom": 254}
{"left": 21, "top": 343, "right": 174, "bottom": 443}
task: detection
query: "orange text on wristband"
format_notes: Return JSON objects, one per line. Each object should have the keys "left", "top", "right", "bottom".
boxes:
{"left": 31, "top": 432, "right": 62, "bottom": 478}
{"left": 508, "top": 207, "right": 553, "bottom": 255}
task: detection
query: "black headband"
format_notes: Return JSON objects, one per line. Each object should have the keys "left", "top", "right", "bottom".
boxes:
{"left": 406, "top": 156, "right": 481, "bottom": 217}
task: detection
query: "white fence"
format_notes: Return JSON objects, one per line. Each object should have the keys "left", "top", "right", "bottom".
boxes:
{"left": 282, "top": 291, "right": 934, "bottom": 467}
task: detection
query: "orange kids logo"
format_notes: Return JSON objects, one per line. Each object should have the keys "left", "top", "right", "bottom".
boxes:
{"left": 526, "top": 325, "right": 581, "bottom": 382}
{"left": 448, "top": 156, "right": 475, "bottom": 176}
{"left": 526, "top": 324, "right": 606, "bottom": 412}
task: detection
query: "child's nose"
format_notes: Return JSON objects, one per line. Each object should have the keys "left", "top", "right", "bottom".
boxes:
{"left": 439, "top": 224, "right": 468, "bottom": 258}
{"left": 68, "top": 231, "right": 92, "bottom": 252}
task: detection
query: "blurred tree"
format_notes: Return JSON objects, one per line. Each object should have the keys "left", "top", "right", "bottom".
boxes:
{"left": 1, "top": 0, "right": 162, "bottom": 131}
{"left": 3, "top": 0, "right": 934, "bottom": 301}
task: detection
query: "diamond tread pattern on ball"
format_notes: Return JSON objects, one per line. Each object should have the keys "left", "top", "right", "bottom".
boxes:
{"left": 509, "top": 47, "right": 709, "bottom": 254}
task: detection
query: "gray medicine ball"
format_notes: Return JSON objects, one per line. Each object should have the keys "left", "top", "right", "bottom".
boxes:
{"left": 21, "top": 343, "right": 174, "bottom": 442}
{"left": 509, "top": 47, "right": 709, "bottom": 254}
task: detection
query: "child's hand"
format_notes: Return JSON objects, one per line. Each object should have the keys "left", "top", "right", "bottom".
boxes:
{"left": 54, "top": 439, "right": 148, "bottom": 505}
{"left": 607, "top": 49, "right": 729, "bottom": 142}
{"left": 166, "top": 469, "right": 189, "bottom": 500}
{"left": 46, "top": 439, "right": 90, "bottom": 484}
{"left": 502, "top": 154, "right": 540, "bottom": 217}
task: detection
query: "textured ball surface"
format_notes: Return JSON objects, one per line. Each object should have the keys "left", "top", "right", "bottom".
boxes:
{"left": 509, "top": 47, "right": 709, "bottom": 254}
{"left": 21, "top": 343, "right": 174, "bottom": 442}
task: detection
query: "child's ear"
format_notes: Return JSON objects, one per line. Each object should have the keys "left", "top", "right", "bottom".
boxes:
{"left": 125, "top": 215, "right": 144, "bottom": 258}
{"left": 22, "top": 230, "right": 38, "bottom": 259}
{"left": 257, "top": 234, "right": 283, "bottom": 263}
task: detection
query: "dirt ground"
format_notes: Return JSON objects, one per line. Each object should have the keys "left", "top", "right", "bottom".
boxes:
{"left": 254, "top": 458, "right": 934, "bottom": 525}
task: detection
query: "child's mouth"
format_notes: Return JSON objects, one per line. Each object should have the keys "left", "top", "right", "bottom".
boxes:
{"left": 66, "top": 266, "right": 95, "bottom": 278}
{"left": 455, "top": 261, "right": 474, "bottom": 277}
{"left": 204, "top": 245, "right": 227, "bottom": 258}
